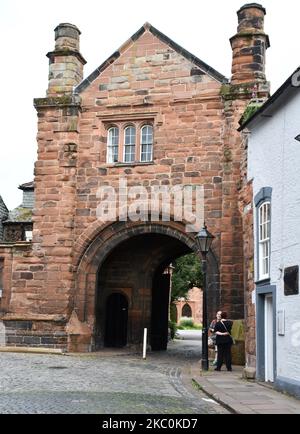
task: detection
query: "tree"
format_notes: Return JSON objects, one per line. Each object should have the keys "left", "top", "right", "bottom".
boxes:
{"left": 171, "top": 253, "right": 202, "bottom": 301}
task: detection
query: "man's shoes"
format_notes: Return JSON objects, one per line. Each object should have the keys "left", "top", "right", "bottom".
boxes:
{"left": 214, "top": 368, "right": 221, "bottom": 371}
{"left": 227, "top": 368, "right": 232, "bottom": 371}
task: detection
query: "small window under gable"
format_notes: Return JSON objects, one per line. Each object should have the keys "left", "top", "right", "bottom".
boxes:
{"left": 105, "top": 120, "right": 154, "bottom": 165}
{"left": 107, "top": 127, "right": 119, "bottom": 163}
{"left": 124, "top": 126, "right": 136, "bottom": 163}
{"left": 140, "top": 125, "right": 153, "bottom": 162}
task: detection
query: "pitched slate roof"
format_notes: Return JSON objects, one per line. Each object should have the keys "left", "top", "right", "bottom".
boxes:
{"left": 0, "top": 196, "right": 8, "bottom": 214}
{"left": 0, "top": 195, "right": 8, "bottom": 240}
{"left": 75, "top": 22, "right": 228, "bottom": 94}
{"left": 19, "top": 181, "right": 34, "bottom": 190}
{"left": 3, "top": 181, "right": 34, "bottom": 224}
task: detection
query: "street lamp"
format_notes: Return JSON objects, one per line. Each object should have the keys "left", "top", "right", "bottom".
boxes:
{"left": 195, "top": 223, "right": 215, "bottom": 371}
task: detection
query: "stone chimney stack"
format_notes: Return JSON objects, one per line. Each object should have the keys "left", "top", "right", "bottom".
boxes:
{"left": 46, "top": 23, "right": 86, "bottom": 96}
{"left": 230, "top": 3, "right": 270, "bottom": 85}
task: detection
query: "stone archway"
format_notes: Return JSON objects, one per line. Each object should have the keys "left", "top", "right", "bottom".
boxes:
{"left": 69, "top": 221, "right": 220, "bottom": 352}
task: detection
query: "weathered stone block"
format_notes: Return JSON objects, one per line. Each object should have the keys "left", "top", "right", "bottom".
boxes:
{"left": 243, "top": 367, "right": 256, "bottom": 379}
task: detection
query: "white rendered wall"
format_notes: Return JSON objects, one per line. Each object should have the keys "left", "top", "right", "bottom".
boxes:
{"left": 248, "top": 88, "right": 300, "bottom": 384}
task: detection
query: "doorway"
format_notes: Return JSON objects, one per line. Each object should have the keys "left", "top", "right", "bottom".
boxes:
{"left": 264, "top": 294, "right": 274, "bottom": 382}
{"left": 182, "top": 303, "right": 192, "bottom": 318}
{"left": 256, "top": 286, "right": 276, "bottom": 382}
{"left": 104, "top": 293, "right": 128, "bottom": 347}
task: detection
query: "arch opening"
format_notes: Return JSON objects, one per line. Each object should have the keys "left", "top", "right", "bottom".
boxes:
{"left": 95, "top": 232, "right": 192, "bottom": 349}
{"left": 182, "top": 303, "right": 192, "bottom": 318}
{"left": 73, "top": 222, "right": 220, "bottom": 352}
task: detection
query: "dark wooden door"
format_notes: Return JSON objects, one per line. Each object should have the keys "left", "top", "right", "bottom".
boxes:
{"left": 105, "top": 293, "right": 128, "bottom": 347}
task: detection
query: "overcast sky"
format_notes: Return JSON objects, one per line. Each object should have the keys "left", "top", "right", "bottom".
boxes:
{"left": 1, "top": 0, "right": 299, "bottom": 209}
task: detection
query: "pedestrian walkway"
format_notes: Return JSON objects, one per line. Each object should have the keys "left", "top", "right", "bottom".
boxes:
{"left": 191, "top": 365, "right": 300, "bottom": 414}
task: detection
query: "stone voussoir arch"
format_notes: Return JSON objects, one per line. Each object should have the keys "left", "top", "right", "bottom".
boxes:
{"left": 73, "top": 219, "right": 200, "bottom": 323}
{"left": 72, "top": 214, "right": 198, "bottom": 269}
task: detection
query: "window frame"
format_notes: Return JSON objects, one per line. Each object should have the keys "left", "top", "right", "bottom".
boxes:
{"left": 140, "top": 124, "right": 153, "bottom": 162}
{"left": 258, "top": 201, "right": 271, "bottom": 281}
{"left": 105, "top": 121, "right": 154, "bottom": 165}
{"left": 123, "top": 125, "right": 136, "bottom": 163}
{"left": 106, "top": 126, "right": 119, "bottom": 164}
{"left": 254, "top": 187, "right": 272, "bottom": 283}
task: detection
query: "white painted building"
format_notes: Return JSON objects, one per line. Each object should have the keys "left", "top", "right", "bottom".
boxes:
{"left": 242, "top": 68, "right": 300, "bottom": 398}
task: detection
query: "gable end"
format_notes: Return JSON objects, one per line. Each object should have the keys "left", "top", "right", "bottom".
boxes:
{"left": 75, "top": 23, "right": 228, "bottom": 94}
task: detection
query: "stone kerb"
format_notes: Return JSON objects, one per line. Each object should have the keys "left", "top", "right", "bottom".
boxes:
{"left": 0, "top": 321, "right": 5, "bottom": 346}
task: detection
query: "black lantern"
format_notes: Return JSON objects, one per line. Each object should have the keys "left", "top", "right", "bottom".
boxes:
{"left": 195, "top": 223, "right": 215, "bottom": 371}
{"left": 195, "top": 224, "right": 215, "bottom": 256}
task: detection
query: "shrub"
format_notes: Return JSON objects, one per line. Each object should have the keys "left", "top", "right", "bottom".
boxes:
{"left": 179, "top": 317, "right": 194, "bottom": 328}
{"left": 168, "top": 320, "right": 177, "bottom": 340}
{"left": 178, "top": 317, "right": 202, "bottom": 330}
{"left": 170, "top": 303, "right": 178, "bottom": 323}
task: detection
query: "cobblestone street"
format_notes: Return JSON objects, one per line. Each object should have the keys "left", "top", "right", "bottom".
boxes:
{"left": 0, "top": 338, "right": 228, "bottom": 414}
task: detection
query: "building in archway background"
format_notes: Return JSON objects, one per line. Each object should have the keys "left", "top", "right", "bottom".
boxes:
{"left": 0, "top": 4, "right": 270, "bottom": 353}
{"left": 173, "top": 287, "right": 203, "bottom": 326}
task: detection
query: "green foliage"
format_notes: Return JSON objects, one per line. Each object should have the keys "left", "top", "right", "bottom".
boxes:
{"left": 169, "top": 303, "right": 177, "bottom": 323}
{"left": 180, "top": 317, "right": 194, "bottom": 327}
{"left": 191, "top": 323, "right": 202, "bottom": 330}
{"left": 171, "top": 253, "right": 202, "bottom": 301}
{"left": 12, "top": 207, "right": 33, "bottom": 222}
{"left": 220, "top": 82, "right": 255, "bottom": 100}
{"left": 239, "top": 102, "right": 263, "bottom": 125}
{"left": 168, "top": 320, "right": 177, "bottom": 340}
{"left": 178, "top": 317, "right": 202, "bottom": 330}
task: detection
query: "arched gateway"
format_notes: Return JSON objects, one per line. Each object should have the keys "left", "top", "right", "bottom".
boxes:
{"left": 72, "top": 221, "right": 219, "bottom": 352}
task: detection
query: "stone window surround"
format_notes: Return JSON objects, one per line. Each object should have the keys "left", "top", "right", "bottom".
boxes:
{"left": 254, "top": 187, "right": 272, "bottom": 285}
{"left": 105, "top": 120, "right": 154, "bottom": 165}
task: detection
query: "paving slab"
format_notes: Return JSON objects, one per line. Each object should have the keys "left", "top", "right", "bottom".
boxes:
{"left": 192, "top": 365, "right": 300, "bottom": 414}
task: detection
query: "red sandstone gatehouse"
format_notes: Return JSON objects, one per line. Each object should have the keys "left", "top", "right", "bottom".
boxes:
{"left": 0, "top": 4, "right": 269, "bottom": 352}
